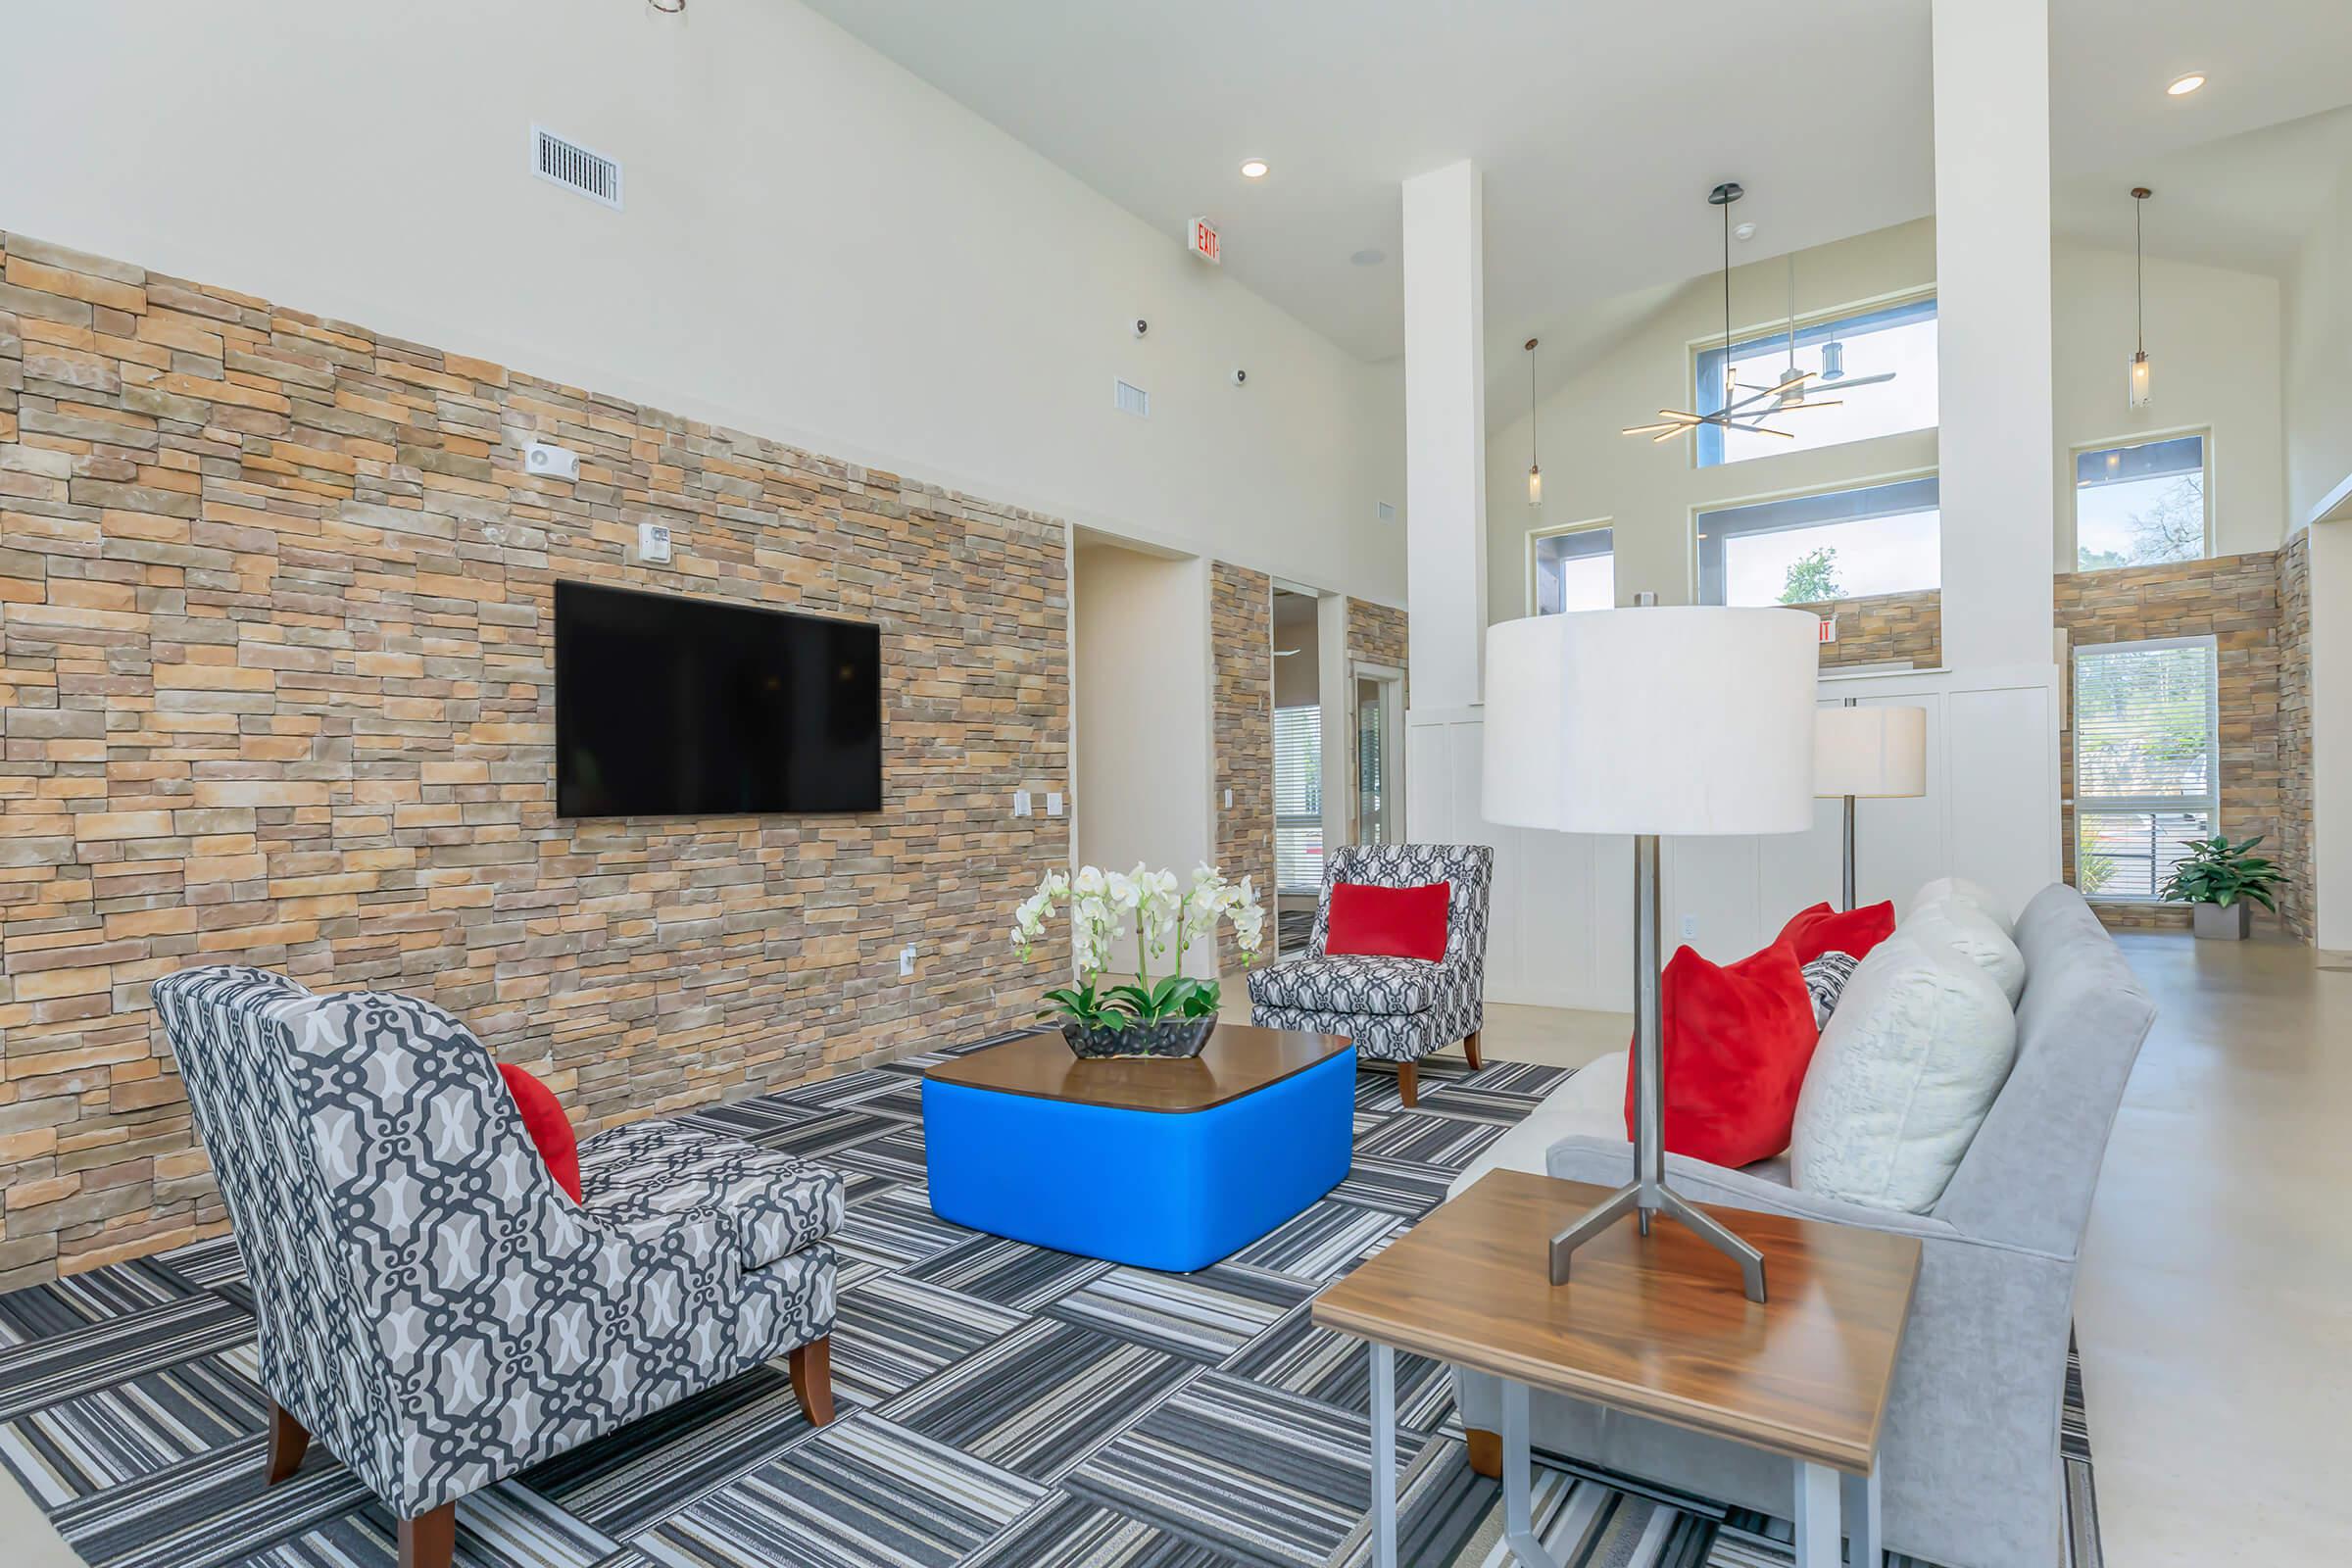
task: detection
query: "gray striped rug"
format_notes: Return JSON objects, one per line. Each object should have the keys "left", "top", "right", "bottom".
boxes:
{"left": 0, "top": 1038, "right": 2102, "bottom": 1567}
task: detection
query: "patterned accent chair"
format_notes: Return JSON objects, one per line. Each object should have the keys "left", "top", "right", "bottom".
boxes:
{"left": 152, "top": 966, "right": 845, "bottom": 1568}
{"left": 1247, "top": 844, "right": 1494, "bottom": 1106}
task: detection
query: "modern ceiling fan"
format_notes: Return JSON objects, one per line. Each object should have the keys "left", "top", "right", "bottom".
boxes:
{"left": 1622, "top": 182, "right": 1848, "bottom": 445}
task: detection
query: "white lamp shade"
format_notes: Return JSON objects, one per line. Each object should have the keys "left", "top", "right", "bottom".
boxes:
{"left": 1814, "top": 704, "right": 1928, "bottom": 799}
{"left": 1482, "top": 607, "right": 1820, "bottom": 836}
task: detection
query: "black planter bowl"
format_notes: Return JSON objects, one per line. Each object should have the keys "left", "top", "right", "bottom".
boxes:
{"left": 1058, "top": 1016, "right": 1217, "bottom": 1059}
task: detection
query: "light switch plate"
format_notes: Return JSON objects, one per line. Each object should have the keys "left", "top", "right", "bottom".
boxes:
{"left": 1012, "top": 790, "right": 1033, "bottom": 817}
{"left": 1046, "top": 792, "right": 1063, "bottom": 817}
{"left": 1223, "top": 788, "right": 1233, "bottom": 808}
{"left": 1680, "top": 914, "right": 1697, "bottom": 939}
{"left": 637, "top": 522, "right": 672, "bottom": 564}
{"left": 899, "top": 944, "right": 916, "bottom": 977}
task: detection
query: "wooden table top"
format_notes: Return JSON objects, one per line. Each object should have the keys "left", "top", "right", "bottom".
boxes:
{"left": 923, "top": 1023, "right": 1351, "bottom": 1113}
{"left": 1310, "top": 1169, "right": 1921, "bottom": 1472}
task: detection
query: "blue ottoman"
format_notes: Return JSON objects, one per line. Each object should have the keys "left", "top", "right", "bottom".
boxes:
{"left": 922, "top": 1025, "right": 1355, "bottom": 1272}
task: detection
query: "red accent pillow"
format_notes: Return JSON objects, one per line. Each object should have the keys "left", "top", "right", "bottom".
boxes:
{"left": 1325, "top": 881, "right": 1451, "bottom": 960}
{"left": 1624, "top": 941, "right": 1819, "bottom": 1169}
{"left": 1775, "top": 900, "right": 1896, "bottom": 966}
{"left": 498, "top": 1063, "right": 582, "bottom": 1202}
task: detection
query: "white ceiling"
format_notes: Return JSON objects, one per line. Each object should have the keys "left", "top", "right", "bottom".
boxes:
{"left": 2055, "top": 105, "right": 2352, "bottom": 274}
{"left": 803, "top": 0, "right": 2352, "bottom": 384}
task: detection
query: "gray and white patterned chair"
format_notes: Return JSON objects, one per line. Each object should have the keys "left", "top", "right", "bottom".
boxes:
{"left": 1247, "top": 843, "right": 1493, "bottom": 1105}
{"left": 152, "top": 966, "right": 844, "bottom": 1568}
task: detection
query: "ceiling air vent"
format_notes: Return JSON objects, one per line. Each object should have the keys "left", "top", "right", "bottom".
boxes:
{"left": 532, "top": 125, "right": 623, "bottom": 210}
{"left": 1113, "top": 379, "right": 1151, "bottom": 418}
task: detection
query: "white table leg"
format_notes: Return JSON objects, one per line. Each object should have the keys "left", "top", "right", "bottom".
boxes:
{"left": 1369, "top": 1343, "right": 1396, "bottom": 1568}
{"left": 1842, "top": 1464, "right": 1883, "bottom": 1568}
{"left": 1793, "top": 1460, "right": 1840, "bottom": 1568}
{"left": 1499, "top": 1382, "right": 1565, "bottom": 1568}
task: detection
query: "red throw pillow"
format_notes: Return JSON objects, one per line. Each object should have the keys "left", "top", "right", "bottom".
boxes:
{"left": 498, "top": 1063, "right": 582, "bottom": 1202}
{"left": 1775, "top": 900, "right": 1896, "bottom": 966}
{"left": 1325, "top": 881, "right": 1450, "bottom": 960}
{"left": 1624, "top": 941, "right": 1819, "bottom": 1169}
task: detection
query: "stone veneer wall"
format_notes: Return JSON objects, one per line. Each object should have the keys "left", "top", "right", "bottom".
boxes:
{"left": 1789, "top": 588, "right": 1943, "bottom": 670}
{"left": 2052, "top": 551, "right": 2283, "bottom": 934}
{"left": 0, "top": 231, "right": 1070, "bottom": 1288}
{"left": 1345, "top": 598, "right": 1407, "bottom": 699}
{"left": 1209, "top": 563, "right": 1273, "bottom": 969}
{"left": 2277, "top": 531, "right": 2314, "bottom": 941}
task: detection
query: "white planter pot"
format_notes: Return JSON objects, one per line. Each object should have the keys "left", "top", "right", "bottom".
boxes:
{"left": 2191, "top": 902, "right": 2251, "bottom": 941}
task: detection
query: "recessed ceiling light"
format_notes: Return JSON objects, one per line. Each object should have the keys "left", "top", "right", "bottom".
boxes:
{"left": 1732, "top": 220, "right": 1758, "bottom": 242}
{"left": 1349, "top": 248, "right": 1386, "bottom": 267}
{"left": 2167, "top": 73, "right": 2206, "bottom": 96}
{"left": 1240, "top": 159, "right": 1270, "bottom": 179}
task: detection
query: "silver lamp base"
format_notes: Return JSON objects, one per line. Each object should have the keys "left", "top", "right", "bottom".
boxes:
{"left": 1546, "top": 833, "right": 1769, "bottom": 1302}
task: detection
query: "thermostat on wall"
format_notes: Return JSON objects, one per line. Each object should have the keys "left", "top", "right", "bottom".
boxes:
{"left": 637, "top": 522, "right": 672, "bottom": 564}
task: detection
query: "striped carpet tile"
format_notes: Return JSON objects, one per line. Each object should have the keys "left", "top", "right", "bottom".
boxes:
{"left": 0, "top": 1041, "right": 2103, "bottom": 1568}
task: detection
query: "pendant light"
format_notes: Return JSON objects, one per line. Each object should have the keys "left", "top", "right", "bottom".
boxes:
{"left": 2129, "top": 186, "right": 2153, "bottom": 410}
{"left": 1525, "top": 337, "right": 1543, "bottom": 506}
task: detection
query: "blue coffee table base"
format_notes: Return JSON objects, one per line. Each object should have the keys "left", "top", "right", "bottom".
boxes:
{"left": 923, "top": 1045, "right": 1357, "bottom": 1272}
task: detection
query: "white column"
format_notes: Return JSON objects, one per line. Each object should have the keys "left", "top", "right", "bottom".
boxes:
{"left": 1932, "top": 0, "right": 2056, "bottom": 672}
{"left": 1401, "top": 159, "right": 1489, "bottom": 713}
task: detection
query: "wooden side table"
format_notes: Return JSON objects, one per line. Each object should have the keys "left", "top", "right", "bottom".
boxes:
{"left": 1312, "top": 1169, "right": 1921, "bottom": 1568}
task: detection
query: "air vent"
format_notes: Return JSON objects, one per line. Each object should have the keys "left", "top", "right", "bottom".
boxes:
{"left": 1376, "top": 500, "right": 1396, "bottom": 523}
{"left": 532, "top": 125, "right": 623, "bottom": 210}
{"left": 1113, "top": 379, "right": 1150, "bottom": 418}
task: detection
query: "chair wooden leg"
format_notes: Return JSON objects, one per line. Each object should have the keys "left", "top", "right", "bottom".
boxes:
{"left": 789, "top": 1334, "right": 836, "bottom": 1427}
{"left": 1465, "top": 1427, "right": 1502, "bottom": 1479}
{"left": 398, "top": 1502, "right": 455, "bottom": 1568}
{"left": 265, "top": 1399, "right": 309, "bottom": 1486}
{"left": 1462, "top": 1029, "right": 1484, "bottom": 1071}
{"left": 1396, "top": 1061, "right": 1418, "bottom": 1108}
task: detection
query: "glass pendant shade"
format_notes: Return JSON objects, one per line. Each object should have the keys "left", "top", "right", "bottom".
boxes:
{"left": 2129, "top": 350, "right": 2152, "bottom": 410}
{"left": 1527, "top": 464, "right": 1543, "bottom": 506}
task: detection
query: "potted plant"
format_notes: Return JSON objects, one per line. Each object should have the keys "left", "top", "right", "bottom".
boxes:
{"left": 1012, "top": 863, "right": 1265, "bottom": 1057}
{"left": 2158, "top": 833, "right": 2289, "bottom": 941}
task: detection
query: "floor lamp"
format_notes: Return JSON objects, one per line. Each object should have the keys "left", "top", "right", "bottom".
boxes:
{"left": 1814, "top": 701, "right": 1928, "bottom": 910}
{"left": 1484, "top": 606, "right": 1820, "bottom": 1302}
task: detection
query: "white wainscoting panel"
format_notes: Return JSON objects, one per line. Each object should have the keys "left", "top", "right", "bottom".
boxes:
{"left": 1404, "top": 662, "right": 2059, "bottom": 1012}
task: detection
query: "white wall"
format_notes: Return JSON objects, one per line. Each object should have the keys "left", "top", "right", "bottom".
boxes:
{"left": 2285, "top": 162, "right": 2352, "bottom": 527}
{"left": 1072, "top": 541, "right": 1215, "bottom": 974}
{"left": 3, "top": 0, "right": 1405, "bottom": 606}
{"left": 1484, "top": 219, "right": 2292, "bottom": 621}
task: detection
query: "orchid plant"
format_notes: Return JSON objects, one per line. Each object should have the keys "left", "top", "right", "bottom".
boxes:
{"left": 1013, "top": 862, "right": 1266, "bottom": 1031}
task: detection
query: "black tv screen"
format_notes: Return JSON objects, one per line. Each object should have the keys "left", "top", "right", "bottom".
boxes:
{"left": 554, "top": 581, "right": 882, "bottom": 817}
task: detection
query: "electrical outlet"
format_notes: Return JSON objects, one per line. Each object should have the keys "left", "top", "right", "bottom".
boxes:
{"left": 1012, "top": 790, "right": 1033, "bottom": 817}
{"left": 1680, "top": 914, "right": 1697, "bottom": 940}
{"left": 1046, "top": 792, "right": 1063, "bottom": 817}
{"left": 1223, "top": 788, "right": 1233, "bottom": 808}
{"left": 899, "top": 944, "right": 916, "bottom": 978}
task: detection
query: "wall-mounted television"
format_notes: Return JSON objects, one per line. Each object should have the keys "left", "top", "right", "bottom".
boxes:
{"left": 554, "top": 580, "right": 882, "bottom": 817}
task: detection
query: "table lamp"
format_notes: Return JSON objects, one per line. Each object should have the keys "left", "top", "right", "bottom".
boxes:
{"left": 1484, "top": 604, "right": 1818, "bottom": 1301}
{"left": 1814, "top": 701, "right": 1928, "bottom": 910}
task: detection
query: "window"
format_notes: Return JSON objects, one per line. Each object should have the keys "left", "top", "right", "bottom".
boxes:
{"left": 1695, "top": 294, "right": 1938, "bottom": 466}
{"left": 1530, "top": 523, "right": 1614, "bottom": 614}
{"left": 2072, "top": 636, "right": 2219, "bottom": 901}
{"left": 1273, "top": 705, "right": 1323, "bottom": 893}
{"left": 2074, "top": 434, "right": 2208, "bottom": 570}
{"left": 1696, "top": 476, "right": 1940, "bottom": 607}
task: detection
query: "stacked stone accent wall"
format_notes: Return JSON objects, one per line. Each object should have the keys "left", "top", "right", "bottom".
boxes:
{"left": 1345, "top": 598, "right": 1407, "bottom": 696}
{"left": 2277, "top": 531, "right": 2314, "bottom": 942}
{"left": 1209, "top": 563, "right": 1273, "bottom": 971}
{"left": 0, "top": 230, "right": 1070, "bottom": 1288}
{"left": 1789, "top": 588, "right": 1942, "bottom": 670}
{"left": 2052, "top": 552, "right": 2282, "bottom": 934}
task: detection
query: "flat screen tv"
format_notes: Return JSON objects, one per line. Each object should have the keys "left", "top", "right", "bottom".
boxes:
{"left": 555, "top": 580, "right": 882, "bottom": 817}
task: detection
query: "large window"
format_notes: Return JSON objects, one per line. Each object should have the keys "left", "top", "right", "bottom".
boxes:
{"left": 1530, "top": 523, "right": 1614, "bottom": 614}
{"left": 2074, "top": 433, "right": 2209, "bottom": 571}
{"left": 1695, "top": 294, "right": 1938, "bottom": 466}
{"left": 2072, "top": 636, "right": 2219, "bottom": 902}
{"left": 1696, "top": 476, "right": 1940, "bottom": 607}
{"left": 1273, "top": 705, "right": 1323, "bottom": 894}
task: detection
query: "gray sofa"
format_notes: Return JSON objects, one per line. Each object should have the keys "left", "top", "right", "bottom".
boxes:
{"left": 1449, "top": 884, "right": 2156, "bottom": 1568}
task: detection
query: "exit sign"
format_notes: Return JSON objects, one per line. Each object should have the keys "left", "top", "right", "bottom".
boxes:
{"left": 1186, "top": 216, "right": 1221, "bottom": 265}
{"left": 1818, "top": 615, "right": 1838, "bottom": 644}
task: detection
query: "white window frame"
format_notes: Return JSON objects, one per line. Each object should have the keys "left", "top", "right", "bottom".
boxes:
{"left": 1691, "top": 469, "right": 1940, "bottom": 607}
{"left": 2070, "top": 632, "right": 2221, "bottom": 904}
{"left": 1690, "top": 286, "right": 1937, "bottom": 468}
{"left": 2067, "top": 426, "right": 2214, "bottom": 572}
{"left": 1526, "top": 517, "right": 1615, "bottom": 615}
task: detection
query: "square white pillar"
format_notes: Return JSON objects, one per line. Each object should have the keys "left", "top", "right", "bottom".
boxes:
{"left": 1402, "top": 159, "right": 1489, "bottom": 714}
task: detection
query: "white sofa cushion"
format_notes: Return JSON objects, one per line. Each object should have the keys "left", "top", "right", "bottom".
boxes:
{"left": 1790, "top": 931, "right": 2019, "bottom": 1212}
{"left": 1912, "top": 875, "right": 2015, "bottom": 938}
{"left": 1899, "top": 897, "right": 2025, "bottom": 1005}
